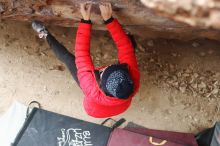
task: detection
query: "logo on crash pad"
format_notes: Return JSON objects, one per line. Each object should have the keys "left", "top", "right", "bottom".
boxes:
{"left": 57, "top": 128, "right": 93, "bottom": 146}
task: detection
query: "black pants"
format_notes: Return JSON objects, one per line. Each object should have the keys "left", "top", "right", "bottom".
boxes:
{"left": 46, "top": 33, "right": 101, "bottom": 86}
{"left": 46, "top": 33, "right": 80, "bottom": 85}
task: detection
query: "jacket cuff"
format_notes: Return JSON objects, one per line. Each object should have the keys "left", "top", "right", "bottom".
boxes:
{"left": 81, "top": 19, "right": 92, "bottom": 24}
{"left": 106, "top": 18, "right": 118, "bottom": 30}
{"left": 104, "top": 17, "right": 114, "bottom": 24}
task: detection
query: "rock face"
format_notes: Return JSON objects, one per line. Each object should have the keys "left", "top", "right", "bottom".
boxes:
{"left": 141, "top": 0, "right": 220, "bottom": 29}
{"left": 1, "top": 0, "right": 220, "bottom": 40}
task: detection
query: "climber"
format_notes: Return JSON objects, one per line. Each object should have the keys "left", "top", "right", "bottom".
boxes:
{"left": 31, "top": 2, "right": 140, "bottom": 118}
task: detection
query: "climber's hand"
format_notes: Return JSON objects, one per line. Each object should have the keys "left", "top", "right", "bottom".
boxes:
{"left": 80, "top": 2, "right": 92, "bottom": 21}
{"left": 99, "top": 2, "right": 112, "bottom": 21}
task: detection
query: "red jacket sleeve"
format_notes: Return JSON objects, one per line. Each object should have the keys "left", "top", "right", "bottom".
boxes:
{"left": 106, "top": 19, "right": 140, "bottom": 92}
{"left": 75, "top": 22, "right": 100, "bottom": 97}
{"left": 75, "top": 23, "right": 94, "bottom": 72}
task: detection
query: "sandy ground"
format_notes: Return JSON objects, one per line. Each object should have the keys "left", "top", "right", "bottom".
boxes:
{"left": 0, "top": 20, "right": 220, "bottom": 134}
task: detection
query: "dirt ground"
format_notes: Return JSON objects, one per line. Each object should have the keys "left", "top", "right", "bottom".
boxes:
{"left": 0, "top": 20, "right": 220, "bottom": 134}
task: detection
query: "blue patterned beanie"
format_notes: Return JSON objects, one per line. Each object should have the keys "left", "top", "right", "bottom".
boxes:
{"left": 101, "top": 64, "right": 134, "bottom": 99}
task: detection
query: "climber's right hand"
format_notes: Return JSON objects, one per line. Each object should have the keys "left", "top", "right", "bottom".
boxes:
{"left": 99, "top": 2, "right": 112, "bottom": 21}
{"left": 80, "top": 2, "right": 92, "bottom": 21}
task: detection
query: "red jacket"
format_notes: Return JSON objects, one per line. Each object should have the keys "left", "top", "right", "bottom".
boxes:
{"left": 75, "top": 19, "right": 140, "bottom": 118}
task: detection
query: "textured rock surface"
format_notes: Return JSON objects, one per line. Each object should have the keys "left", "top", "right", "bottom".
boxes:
{"left": 0, "top": 0, "right": 220, "bottom": 40}
{"left": 141, "top": 0, "right": 220, "bottom": 29}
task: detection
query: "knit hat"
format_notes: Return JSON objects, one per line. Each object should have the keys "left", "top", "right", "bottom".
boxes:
{"left": 101, "top": 64, "right": 134, "bottom": 99}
